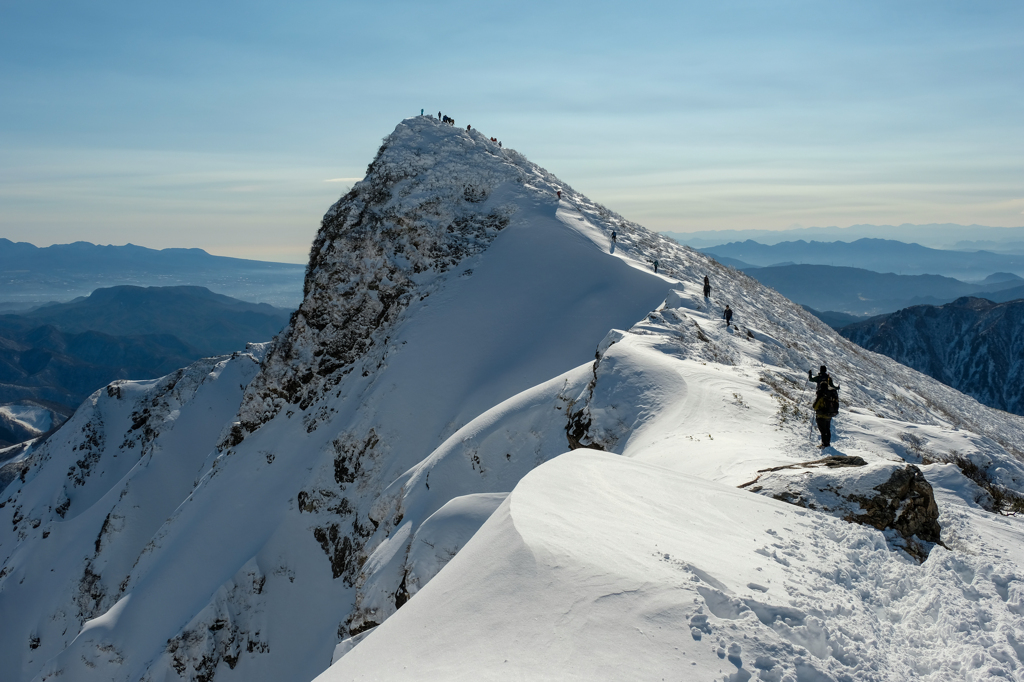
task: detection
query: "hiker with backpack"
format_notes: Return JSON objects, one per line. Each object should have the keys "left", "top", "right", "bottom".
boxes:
{"left": 703, "top": 276, "right": 711, "bottom": 298}
{"left": 810, "top": 373, "right": 840, "bottom": 447}
{"left": 723, "top": 305, "right": 733, "bottom": 326}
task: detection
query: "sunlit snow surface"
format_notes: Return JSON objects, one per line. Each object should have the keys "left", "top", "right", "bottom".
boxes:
{"left": 0, "top": 405, "right": 53, "bottom": 434}
{"left": 324, "top": 284, "right": 1024, "bottom": 681}
{"left": 3, "top": 117, "right": 1024, "bottom": 682}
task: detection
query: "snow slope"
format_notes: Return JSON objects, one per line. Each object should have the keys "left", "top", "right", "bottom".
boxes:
{"left": 0, "top": 405, "right": 53, "bottom": 434}
{"left": 326, "top": 281, "right": 1024, "bottom": 681}
{"left": 3, "top": 116, "right": 1024, "bottom": 682}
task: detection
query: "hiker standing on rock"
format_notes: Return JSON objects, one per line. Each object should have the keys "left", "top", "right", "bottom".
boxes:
{"left": 703, "top": 276, "right": 711, "bottom": 298}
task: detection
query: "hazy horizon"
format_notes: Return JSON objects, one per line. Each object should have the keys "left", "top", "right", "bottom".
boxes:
{"left": 2, "top": 1, "right": 1022, "bottom": 262}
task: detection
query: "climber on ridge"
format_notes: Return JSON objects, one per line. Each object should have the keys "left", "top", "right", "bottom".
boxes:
{"left": 808, "top": 365, "right": 831, "bottom": 389}
{"left": 724, "top": 305, "right": 733, "bottom": 326}
{"left": 812, "top": 376, "right": 840, "bottom": 448}
{"left": 703, "top": 275, "right": 711, "bottom": 298}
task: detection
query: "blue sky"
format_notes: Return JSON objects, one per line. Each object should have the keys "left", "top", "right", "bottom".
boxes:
{"left": 2, "top": 0, "right": 1022, "bottom": 262}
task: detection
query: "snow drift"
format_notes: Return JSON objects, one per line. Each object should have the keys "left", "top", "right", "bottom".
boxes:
{"left": 3, "top": 116, "right": 1024, "bottom": 682}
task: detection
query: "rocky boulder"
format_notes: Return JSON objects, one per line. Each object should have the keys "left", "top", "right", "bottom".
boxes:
{"left": 742, "top": 457, "right": 943, "bottom": 562}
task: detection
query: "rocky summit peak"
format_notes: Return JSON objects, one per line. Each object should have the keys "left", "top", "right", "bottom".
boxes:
{"left": 229, "top": 117, "right": 566, "bottom": 442}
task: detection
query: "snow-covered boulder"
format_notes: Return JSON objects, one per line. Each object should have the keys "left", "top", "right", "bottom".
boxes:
{"left": 743, "top": 457, "right": 943, "bottom": 561}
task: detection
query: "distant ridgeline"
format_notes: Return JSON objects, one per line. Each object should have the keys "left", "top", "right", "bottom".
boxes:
{"left": 663, "top": 225, "right": 1024, "bottom": 253}
{"left": 0, "top": 285, "right": 291, "bottom": 450}
{"left": 697, "top": 238, "right": 1024, "bottom": 280}
{"left": 0, "top": 238, "right": 305, "bottom": 309}
{"left": 739, "top": 264, "right": 1024, "bottom": 317}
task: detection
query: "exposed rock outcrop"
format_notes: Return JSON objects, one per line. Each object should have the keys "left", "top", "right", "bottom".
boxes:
{"left": 746, "top": 459, "right": 943, "bottom": 562}
{"left": 228, "top": 123, "right": 522, "bottom": 445}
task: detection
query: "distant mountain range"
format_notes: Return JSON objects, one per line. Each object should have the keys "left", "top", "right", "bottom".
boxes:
{"left": 662, "top": 223, "right": 1024, "bottom": 252}
{"left": 839, "top": 297, "right": 1024, "bottom": 416}
{"left": 700, "top": 238, "right": 1024, "bottom": 281}
{"left": 0, "top": 239, "right": 305, "bottom": 309}
{"left": 0, "top": 286, "right": 291, "bottom": 443}
{"left": 734, "top": 264, "right": 1024, "bottom": 317}
{"left": 6, "top": 285, "right": 291, "bottom": 357}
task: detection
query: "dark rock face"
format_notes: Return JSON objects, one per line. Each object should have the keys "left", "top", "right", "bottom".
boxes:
{"left": 746, "top": 460, "right": 943, "bottom": 562}
{"left": 844, "top": 465, "right": 943, "bottom": 562}
{"left": 231, "top": 120, "right": 518, "bottom": 442}
{"left": 840, "top": 297, "right": 1024, "bottom": 416}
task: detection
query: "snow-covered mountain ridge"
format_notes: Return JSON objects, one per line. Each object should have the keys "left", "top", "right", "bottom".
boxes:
{"left": 3, "top": 116, "right": 1024, "bottom": 681}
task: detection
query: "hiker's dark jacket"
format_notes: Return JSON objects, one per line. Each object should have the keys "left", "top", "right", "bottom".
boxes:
{"left": 808, "top": 371, "right": 830, "bottom": 388}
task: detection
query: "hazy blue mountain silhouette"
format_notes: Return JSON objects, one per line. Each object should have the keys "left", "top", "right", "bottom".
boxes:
{"left": 0, "top": 239, "right": 305, "bottom": 308}
{"left": 736, "top": 264, "right": 1024, "bottom": 316}
{"left": 662, "top": 223, "right": 1024, "bottom": 251}
{"left": 702, "top": 238, "right": 1024, "bottom": 280}
{"left": 0, "top": 286, "right": 292, "bottom": 441}
{"left": 10, "top": 285, "right": 291, "bottom": 357}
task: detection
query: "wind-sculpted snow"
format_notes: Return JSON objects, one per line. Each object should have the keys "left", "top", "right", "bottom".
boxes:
{"left": 325, "top": 451, "right": 1024, "bottom": 682}
{"left": 4, "top": 117, "right": 1024, "bottom": 682}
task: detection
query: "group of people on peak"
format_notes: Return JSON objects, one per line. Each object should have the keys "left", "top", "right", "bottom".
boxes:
{"left": 809, "top": 366, "right": 840, "bottom": 447}
{"left": 433, "top": 112, "right": 502, "bottom": 147}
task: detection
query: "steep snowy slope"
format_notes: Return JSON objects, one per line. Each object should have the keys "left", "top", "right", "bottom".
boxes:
{"left": 3, "top": 116, "right": 1024, "bottom": 682}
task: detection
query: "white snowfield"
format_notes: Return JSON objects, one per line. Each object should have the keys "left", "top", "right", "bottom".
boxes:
{"left": 0, "top": 405, "right": 54, "bottom": 435}
{"left": 2, "top": 116, "right": 1024, "bottom": 682}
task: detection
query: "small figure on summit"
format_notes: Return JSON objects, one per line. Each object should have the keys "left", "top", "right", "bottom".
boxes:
{"left": 723, "top": 305, "right": 733, "bottom": 326}
{"left": 703, "top": 276, "right": 711, "bottom": 298}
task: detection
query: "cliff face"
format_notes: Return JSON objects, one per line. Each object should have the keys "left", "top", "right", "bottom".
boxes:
{"left": 841, "top": 296, "right": 1024, "bottom": 415}
{"left": 232, "top": 122, "right": 527, "bottom": 439}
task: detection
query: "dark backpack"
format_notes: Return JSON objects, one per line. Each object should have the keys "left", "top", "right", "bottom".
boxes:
{"left": 815, "top": 386, "right": 839, "bottom": 416}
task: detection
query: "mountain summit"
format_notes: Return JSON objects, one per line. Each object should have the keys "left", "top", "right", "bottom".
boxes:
{"left": 3, "top": 117, "right": 1024, "bottom": 682}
